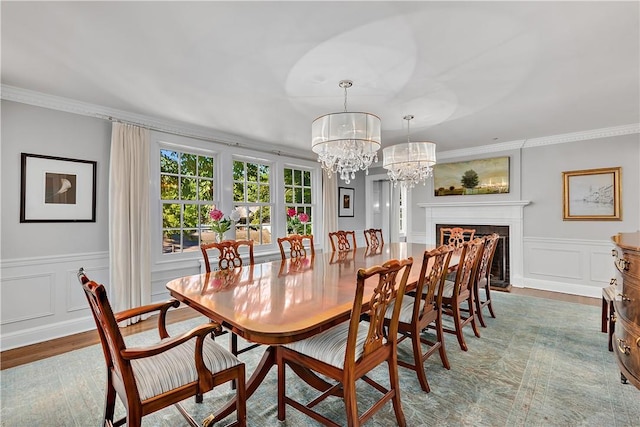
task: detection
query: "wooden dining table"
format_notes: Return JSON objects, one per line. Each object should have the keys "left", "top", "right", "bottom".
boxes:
{"left": 166, "top": 242, "right": 458, "bottom": 421}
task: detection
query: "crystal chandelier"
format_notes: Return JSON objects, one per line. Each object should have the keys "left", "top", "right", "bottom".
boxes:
{"left": 311, "top": 80, "right": 381, "bottom": 184}
{"left": 383, "top": 115, "right": 437, "bottom": 189}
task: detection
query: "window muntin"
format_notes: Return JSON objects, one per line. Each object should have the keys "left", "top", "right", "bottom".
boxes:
{"left": 233, "top": 159, "right": 272, "bottom": 245}
{"left": 284, "top": 167, "right": 313, "bottom": 235}
{"left": 161, "top": 149, "right": 216, "bottom": 253}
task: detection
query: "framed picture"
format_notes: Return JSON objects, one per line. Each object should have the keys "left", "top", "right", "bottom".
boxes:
{"left": 338, "top": 187, "right": 354, "bottom": 217}
{"left": 20, "top": 153, "right": 97, "bottom": 222}
{"left": 434, "top": 156, "right": 510, "bottom": 196}
{"left": 562, "top": 167, "right": 621, "bottom": 220}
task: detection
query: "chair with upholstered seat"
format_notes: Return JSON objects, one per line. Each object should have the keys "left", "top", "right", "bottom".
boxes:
{"left": 77, "top": 268, "right": 246, "bottom": 427}
{"left": 363, "top": 228, "right": 384, "bottom": 248}
{"left": 201, "top": 239, "right": 258, "bottom": 359}
{"left": 277, "top": 258, "right": 413, "bottom": 427}
{"left": 277, "top": 234, "right": 315, "bottom": 261}
{"left": 384, "top": 245, "right": 453, "bottom": 392}
{"left": 440, "top": 227, "right": 475, "bottom": 249}
{"left": 328, "top": 230, "right": 357, "bottom": 251}
{"left": 475, "top": 233, "right": 500, "bottom": 327}
{"left": 438, "top": 238, "right": 485, "bottom": 351}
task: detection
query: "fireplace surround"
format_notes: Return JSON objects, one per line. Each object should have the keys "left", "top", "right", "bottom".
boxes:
{"left": 418, "top": 200, "right": 530, "bottom": 287}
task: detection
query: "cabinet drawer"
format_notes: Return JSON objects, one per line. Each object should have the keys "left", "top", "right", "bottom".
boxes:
{"left": 615, "top": 278, "right": 640, "bottom": 325}
{"left": 614, "top": 248, "right": 640, "bottom": 280}
{"left": 613, "top": 319, "right": 640, "bottom": 386}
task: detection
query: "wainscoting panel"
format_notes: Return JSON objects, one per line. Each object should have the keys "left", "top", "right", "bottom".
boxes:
{"left": 0, "top": 252, "right": 109, "bottom": 351}
{"left": 523, "top": 237, "right": 615, "bottom": 298}
{"left": 0, "top": 272, "right": 55, "bottom": 324}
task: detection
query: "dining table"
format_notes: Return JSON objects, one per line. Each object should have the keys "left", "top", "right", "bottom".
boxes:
{"left": 166, "top": 242, "right": 459, "bottom": 421}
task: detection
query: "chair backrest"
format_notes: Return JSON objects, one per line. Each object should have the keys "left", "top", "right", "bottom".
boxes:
{"left": 201, "top": 239, "right": 255, "bottom": 272}
{"left": 345, "top": 258, "right": 413, "bottom": 364}
{"left": 277, "top": 234, "right": 315, "bottom": 261}
{"left": 328, "top": 230, "right": 357, "bottom": 251}
{"left": 477, "top": 233, "right": 500, "bottom": 284}
{"left": 440, "top": 227, "right": 475, "bottom": 249}
{"left": 452, "top": 238, "right": 485, "bottom": 297}
{"left": 77, "top": 268, "right": 147, "bottom": 399}
{"left": 414, "top": 245, "right": 454, "bottom": 312}
{"left": 363, "top": 228, "right": 384, "bottom": 248}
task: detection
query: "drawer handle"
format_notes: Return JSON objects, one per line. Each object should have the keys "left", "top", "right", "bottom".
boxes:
{"left": 610, "top": 278, "right": 617, "bottom": 286}
{"left": 615, "top": 258, "right": 630, "bottom": 271}
{"left": 617, "top": 293, "right": 631, "bottom": 302}
{"left": 636, "top": 337, "right": 640, "bottom": 348}
{"left": 611, "top": 249, "right": 617, "bottom": 257}
{"left": 617, "top": 338, "right": 631, "bottom": 355}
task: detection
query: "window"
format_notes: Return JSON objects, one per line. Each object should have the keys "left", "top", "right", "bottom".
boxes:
{"left": 233, "top": 159, "right": 272, "bottom": 245}
{"left": 160, "top": 149, "right": 216, "bottom": 253}
{"left": 284, "top": 167, "right": 313, "bottom": 235}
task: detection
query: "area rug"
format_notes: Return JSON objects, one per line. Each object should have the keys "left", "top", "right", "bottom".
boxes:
{"left": 2, "top": 292, "right": 639, "bottom": 426}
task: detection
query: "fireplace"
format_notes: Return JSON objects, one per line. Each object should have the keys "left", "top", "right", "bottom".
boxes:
{"left": 417, "top": 200, "right": 530, "bottom": 287}
{"left": 436, "top": 224, "right": 510, "bottom": 288}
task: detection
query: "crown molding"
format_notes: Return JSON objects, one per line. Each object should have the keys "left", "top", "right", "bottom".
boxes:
{"left": 437, "top": 123, "right": 639, "bottom": 159}
{"left": 0, "top": 84, "right": 315, "bottom": 161}
{"left": 3, "top": 84, "right": 638, "bottom": 161}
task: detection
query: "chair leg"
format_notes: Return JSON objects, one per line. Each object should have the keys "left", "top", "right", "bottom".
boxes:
{"left": 388, "top": 359, "right": 407, "bottom": 427}
{"left": 103, "top": 381, "right": 117, "bottom": 427}
{"left": 343, "top": 377, "right": 359, "bottom": 427}
{"left": 485, "top": 285, "right": 496, "bottom": 318}
{"left": 475, "top": 285, "right": 487, "bottom": 328}
{"left": 468, "top": 297, "right": 481, "bottom": 338}
{"left": 435, "top": 313, "right": 450, "bottom": 370}
{"left": 411, "top": 327, "right": 430, "bottom": 393}
{"left": 452, "top": 301, "right": 468, "bottom": 351}
{"left": 235, "top": 364, "right": 247, "bottom": 427}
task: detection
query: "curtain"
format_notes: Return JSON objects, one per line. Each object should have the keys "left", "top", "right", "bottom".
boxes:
{"left": 322, "top": 173, "right": 338, "bottom": 252}
{"left": 109, "top": 122, "right": 150, "bottom": 324}
{"left": 389, "top": 182, "right": 400, "bottom": 243}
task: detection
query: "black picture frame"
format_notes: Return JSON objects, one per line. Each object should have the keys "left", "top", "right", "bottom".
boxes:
{"left": 338, "top": 187, "right": 354, "bottom": 217}
{"left": 20, "top": 153, "right": 97, "bottom": 223}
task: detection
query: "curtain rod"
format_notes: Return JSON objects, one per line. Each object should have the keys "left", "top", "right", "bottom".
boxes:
{"left": 104, "top": 115, "right": 314, "bottom": 162}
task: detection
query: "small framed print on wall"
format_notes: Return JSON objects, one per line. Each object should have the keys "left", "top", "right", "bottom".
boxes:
{"left": 562, "top": 166, "right": 621, "bottom": 221}
{"left": 20, "top": 153, "right": 97, "bottom": 222}
{"left": 338, "top": 187, "right": 354, "bottom": 217}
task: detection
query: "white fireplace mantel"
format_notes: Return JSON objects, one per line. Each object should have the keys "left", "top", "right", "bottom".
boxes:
{"left": 417, "top": 200, "right": 531, "bottom": 286}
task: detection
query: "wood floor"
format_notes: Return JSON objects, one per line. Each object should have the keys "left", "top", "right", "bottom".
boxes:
{"left": 0, "top": 288, "right": 599, "bottom": 371}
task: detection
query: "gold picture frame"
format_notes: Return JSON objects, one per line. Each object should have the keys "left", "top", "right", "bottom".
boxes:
{"left": 562, "top": 167, "right": 621, "bottom": 220}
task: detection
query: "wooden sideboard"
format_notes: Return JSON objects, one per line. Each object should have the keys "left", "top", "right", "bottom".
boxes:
{"left": 611, "top": 231, "right": 640, "bottom": 389}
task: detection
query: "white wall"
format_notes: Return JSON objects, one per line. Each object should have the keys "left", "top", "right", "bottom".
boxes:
{"left": 0, "top": 100, "right": 322, "bottom": 350}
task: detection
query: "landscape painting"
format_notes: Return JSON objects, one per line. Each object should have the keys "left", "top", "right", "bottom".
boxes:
{"left": 434, "top": 156, "right": 510, "bottom": 196}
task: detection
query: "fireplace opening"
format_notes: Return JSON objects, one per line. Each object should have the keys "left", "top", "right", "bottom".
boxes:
{"left": 436, "top": 224, "right": 510, "bottom": 290}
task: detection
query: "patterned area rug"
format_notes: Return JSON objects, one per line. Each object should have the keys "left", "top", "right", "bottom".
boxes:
{"left": 2, "top": 292, "right": 639, "bottom": 426}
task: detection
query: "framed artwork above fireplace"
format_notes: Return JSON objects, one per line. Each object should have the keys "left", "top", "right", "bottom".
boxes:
{"left": 433, "top": 156, "right": 510, "bottom": 197}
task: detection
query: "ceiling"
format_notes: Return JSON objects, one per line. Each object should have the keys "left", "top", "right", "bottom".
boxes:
{"left": 2, "top": 1, "right": 639, "bottom": 156}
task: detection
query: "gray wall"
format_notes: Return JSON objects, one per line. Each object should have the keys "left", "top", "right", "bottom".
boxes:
{"left": 522, "top": 135, "right": 640, "bottom": 238}
{"left": 1, "top": 101, "right": 111, "bottom": 259}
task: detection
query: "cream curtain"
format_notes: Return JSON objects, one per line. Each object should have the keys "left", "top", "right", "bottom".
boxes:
{"left": 109, "top": 122, "right": 150, "bottom": 324}
{"left": 322, "top": 173, "right": 338, "bottom": 252}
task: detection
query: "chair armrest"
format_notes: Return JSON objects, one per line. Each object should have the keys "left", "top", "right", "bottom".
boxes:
{"left": 115, "top": 300, "right": 180, "bottom": 339}
{"left": 121, "top": 322, "right": 221, "bottom": 360}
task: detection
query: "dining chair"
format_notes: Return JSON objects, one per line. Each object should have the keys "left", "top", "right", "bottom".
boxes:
{"left": 440, "top": 227, "right": 475, "bottom": 249}
{"left": 77, "top": 268, "right": 246, "bottom": 427}
{"left": 475, "top": 233, "right": 500, "bottom": 327}
{"left": 384, "top": 245, "right": 453, "bottom": 392}
{"left": 328, "top": 230, "right": 357, "bottom": 251}
{"left": 438, "top": 238, "right": 485, "bottom": 351}
{"left": 201, "top": 239, "right": 259, "bottom": 361}
{"left": 201, "top": 239, "right": 255, "bottom": 272}
{"left": 363, "top": 228, "right": 384, "bottom": 248}
{"left": 277, "top": 258, "right": 413, "bottom": 427}
{"left": 277, "top": 234, "right": 315, "bottom": 261}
